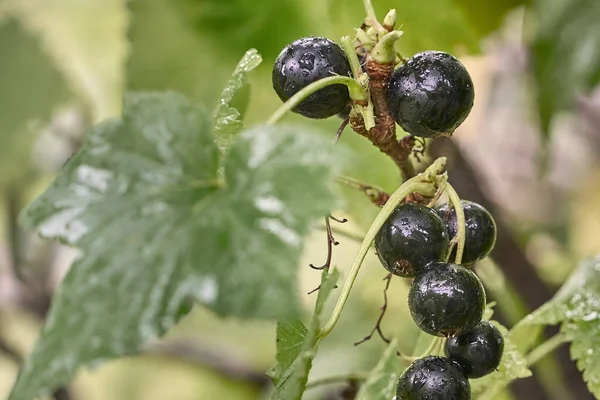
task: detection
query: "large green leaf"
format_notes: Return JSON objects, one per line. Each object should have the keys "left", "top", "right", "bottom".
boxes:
{"left": 269, "top": 269, "right": 339, "bottom": 400}
{"left": 356, "top": 339, "right": 402, "bottom": 400}
{"left": 471, "top": 322, "right": 531, "bottom": 399}
{"left": 531, "top": 0, "right": 600, "bottom": 136}
{"left": 10, "top": 91, "right": 341, "bottom": 399}
{"left": 524, "top": 256, "right": 600, "bottom": 396}
{"left": 0, "top": 17, "right": 70, "bottom": 187}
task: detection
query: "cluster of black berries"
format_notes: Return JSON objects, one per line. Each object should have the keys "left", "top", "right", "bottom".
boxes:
{"left": 272, "top": 35, "right": 499, "bottom": 399}
{"left": 376, "top": 201, "right": 503, "bottom": 399}
{"left": 272, "top": 36, "right": 473, "bottom": 140}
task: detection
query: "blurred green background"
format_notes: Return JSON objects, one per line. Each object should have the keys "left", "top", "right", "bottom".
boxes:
{"left": 1, "top": 0, "right": 600, "bottom": 399}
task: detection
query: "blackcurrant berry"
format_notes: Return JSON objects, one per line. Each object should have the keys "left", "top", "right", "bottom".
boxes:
{"left": 396, "top": 356, "right": 470, "bottom": 400}
{"left": 445, "top": 321, "right": 504, "bottom": 378}
{"left": 408, "top": 262, "right": 485, "bottom": 337}
{"left": 436, "top": 200, "right": 497, "bottom": 265}
{"left": 386, "top": 51, "right": 474, "bottom": 138}
{"left": 272, "top": 37, "right": 352, "bottom": 119}
{"left": 374, "top": 203, "right": 449, "bottom": 277}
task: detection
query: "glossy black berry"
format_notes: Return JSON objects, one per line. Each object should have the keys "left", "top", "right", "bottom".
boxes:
{"left": 408, "top": 262, "right": 485, "bottom": 337}
{"left": 445, "top": 321, "right": 504, "bottom": 378}
{"left": 374, "top": 203, "right": 449, "bottom": 277}
{"left": 386, "top": 51, "right": 474, "bottom": 138}
{"left": 436, "top": 200, "right": 497, "bottom": 265}
{"left": 396, "top": 356, "right": 470, "bottom": 400}
{"left": 272, "top": 37, "right": 352, "bottom": 119}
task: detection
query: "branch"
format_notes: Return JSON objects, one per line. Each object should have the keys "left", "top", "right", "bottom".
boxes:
{"left": 144, "top": 341, "right": 271, "bottom": 389}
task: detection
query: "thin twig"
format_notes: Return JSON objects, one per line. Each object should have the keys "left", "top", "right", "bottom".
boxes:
{"left": 354, "top": 273, "right": 404, "bottom": 357}
{"left": 336, "top": 176, "right": 390, "bottom": 207}
{"left": 334, "top": 116, "right": 350, "bottom": 144}
{"left": 309, "top": 217, "right": 340, "bottom": 270}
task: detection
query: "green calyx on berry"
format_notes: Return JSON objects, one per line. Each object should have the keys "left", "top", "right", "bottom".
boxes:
{"left": 396, "top": 356, "right": 471, "bottom": 400}
{"left": 408, "top": 262, "right": 485, "bottom": 337}
{"left": 445, "top": 320, "right": 505, "bottom": 378}
{"left": 386, "top": 51, "right": 474, "bottom": 138}
{"left": 436, "top": 200, "right": 497, "bottom": 265}
{"left": 272, "top": 37, "right": 352, "bottom": 119}
{"left": 374, "top": 203, "right": 449, "bottom": 277}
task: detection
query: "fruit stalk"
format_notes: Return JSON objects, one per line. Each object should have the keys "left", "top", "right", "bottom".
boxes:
{"left": 445, "top": 182, "right": 466, "bottom": 264}
{"left": 267, "top": 76, "right": 366, "bottom": 124}
{"left": 317, "top": 158, "right": 447, "bottom": 340}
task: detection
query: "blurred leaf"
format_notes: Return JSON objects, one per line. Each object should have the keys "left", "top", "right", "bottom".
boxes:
{"left": 5, "top": 0, "right": 127, "bottom": 120}
{"left": 174, "top": 0, "right": 311, "bottom": 60}
{"left": 356, "top": 339, "right": 402, "bottom": 400}
{"left": 213, "top": 48, "right": 262, "bottom": 151}
{"left": 329, "top": 0, "right": 481, "bottom": 55}
{"left": 270, "top": 269, "right": 339, "bottom": 400}
{"left": 0, "top": 17, "right": 70, "bottom": 187}
{"left": 11, "top": 91, "right": 341, "bottom": 399}
{"left": 450, "top": 0, "right": 526, "bottom": 36}
{"left": 127, "top": 0, "right": 229, "bottom": 106}
{"left": 531, "top": 0, "right": 600, "bottom": 136}
{"left": 524, "top": 256, "right": 600, "bottom": 396}
{"left": 471, "top": 322, "right": 532, "bottom": 398}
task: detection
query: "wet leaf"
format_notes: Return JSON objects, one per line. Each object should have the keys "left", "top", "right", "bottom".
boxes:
{"left": 11, "top": 91, "right": 341, "bottom": 399}
{"left": 523, "top": 256, "right": 600, "bottom": 396}
{"left": 270, "top": 269, "right": 339, "bottom": 400}
{"left": 213, "top": 48, "right": 262, "bottom": 151}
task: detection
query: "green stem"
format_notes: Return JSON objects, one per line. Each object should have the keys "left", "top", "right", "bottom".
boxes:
{"left": 266, "top": 76, "right": 366, "bottom": 124}
{"left": 306, "top": 372, "right": 370, "bottom": 388}
{"left": 318, "top": 176, "right": 441, "bottom": 340}
{"left": 341, "top": 36, "right": 364, "bottom": 80}
{"left": 444, "top": 182, "right": 465, "bottom": 264}
{"left": 526, "top": 333, "right": 568, "bottom": 367}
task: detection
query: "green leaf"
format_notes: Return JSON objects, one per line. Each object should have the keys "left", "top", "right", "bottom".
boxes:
{"left": 270, "top": 269, "right": 339, "bottom": 400}
{"left": 524, "top": 256, "right": 600, "bottom": 396}
{"left": 268, "top": 319, "right": 309, "bottom": 384}
{"left": 173, "top": 0, "right": 311, "bottom": 60}
{"left": 356, "top": 339, "right": 402, "bottom": 400}
{"left": 531, "top": 0, "right": 600, "bottom": 136}
{"left": 126, "top": 0, "right": 230, "bottom": 105}
{"left": 328, "top": 0, "right": 482, "bottom": 55}
{"left": 213, "top": 48, "right": 262, "bottom": 151}
{"left": 449, "top": 0, "right": 527, "bottom": 37}
{"left": 5, "top": 0, "right": 126, "bottom": 120}
{"left": 471, "top": 322, "right": 532, "bottom": 398}
{"left": 0, "top": 17, "right": 70, "bottom": 187}
{"left": 11, "top": 91, "right": 341, "bottom": 399}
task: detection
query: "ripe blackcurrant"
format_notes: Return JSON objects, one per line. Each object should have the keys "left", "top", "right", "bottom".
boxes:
{"left": 436, "top": 200, "right": 497, "bottom": 265}
{"left": 396, "top": 356, "right": 470, "bottom": 400}
{"left": 408, "top": 262, "right": 485, "bottom": 337}
{"left": 445, "top": 321, "right": 504, "bottom": 378}
{"left": 386, "top": 51, "right": 474, "bottom": 138}
{"left": 374, "top": 203, "right": 449, "bottom": 277}
{"left": 272, "top": 37, "right": 352, "bottom": 119}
